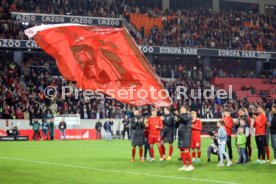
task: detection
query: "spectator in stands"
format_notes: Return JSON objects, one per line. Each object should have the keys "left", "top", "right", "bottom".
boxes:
{"left": 58, "top": 118, "right": 67, "bottom": 141}
{"left": 104, "top": 117, "right": 113, "bottom": 141}
{"left": 45, "top": 110, "right": 53, "bottom": 119}
{"left": 95, "top": 119, "right": 102, "bottom": 140}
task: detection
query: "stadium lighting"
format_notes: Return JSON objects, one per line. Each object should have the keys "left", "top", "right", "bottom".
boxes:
{"left": 22, "top": 22, "right": 29, "bottom": 26}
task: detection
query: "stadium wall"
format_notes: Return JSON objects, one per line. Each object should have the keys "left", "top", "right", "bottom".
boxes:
{"left": 0, "top": 118, "right": 234, "bottom": 133}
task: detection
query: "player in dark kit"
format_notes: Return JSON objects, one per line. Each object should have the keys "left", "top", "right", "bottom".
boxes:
{"left": 161, "top": 107, "right": 175, "bottom": 161}
{"left": 130, "top": 110, "right": 145, "bottom": 162}
{"left": 175, "top": 106, "right": 194, "bottom": 172}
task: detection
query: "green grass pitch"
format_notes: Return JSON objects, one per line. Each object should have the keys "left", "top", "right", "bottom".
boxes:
{"left": 0, "top": 138, "right": 275, "bottom": 184}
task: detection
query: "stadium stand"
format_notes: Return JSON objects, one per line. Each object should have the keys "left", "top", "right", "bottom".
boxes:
{"left": 0, "top": 0, "right": 275, "bottom": 51}
{"left": 0, "top": 0, "right": 275, "bottom": 123}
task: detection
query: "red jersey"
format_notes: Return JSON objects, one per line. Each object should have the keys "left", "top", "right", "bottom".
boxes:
{"left": 254, "top": 113, "right": 267, "bottom": 135}
{"left": 191, "top": 119, "right": 202, "bottom": 137}
{"left": 148, "top": 117, "right": 163, "bottom": 137}
{"left": 223, "top": 116, "right": 233, "bottom": 136}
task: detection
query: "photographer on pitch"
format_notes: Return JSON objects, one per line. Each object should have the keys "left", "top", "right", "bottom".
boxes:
{"left": 207, "top": 130, "right": 220, "bottom": 162}
{"left": 6, "top": 126, "right": 20, "bottom": 137}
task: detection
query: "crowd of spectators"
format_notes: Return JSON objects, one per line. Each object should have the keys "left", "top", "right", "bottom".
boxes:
{"left": 0, "top": 0, "right": 275, "bottom": 51}
{"left": 0, "top": 0, "right": 130, "bottom": 39}
{"left": 137, "top": 8, "right": 276, "bottom": 51}
{"left": 0, "top": 0, "right": 275, "bottom": 121}
{"left": 152, "top": 63, "right": 276, "bottom": 79}
{"left": 0, "top": 57, "right": 274, "bottom": 121}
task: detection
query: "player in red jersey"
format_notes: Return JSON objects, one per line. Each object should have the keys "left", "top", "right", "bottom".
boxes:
{"left": 223, "top": 109, "right": 234, "bottom": 160}
{"left": 146, "top": 108, "right": 164, "bottom": 161}
{"left": 190, "top": 111, "right": 202, "bottom": 163}
{"left": 253, "top": 107, "right": 267, "bottom": 164}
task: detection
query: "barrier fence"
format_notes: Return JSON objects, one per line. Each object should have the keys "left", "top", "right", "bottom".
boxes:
{"left": 0, "top": 118, "right": 236, "bottom": 141}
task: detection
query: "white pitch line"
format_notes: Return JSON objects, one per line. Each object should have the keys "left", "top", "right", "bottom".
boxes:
{"left": 0, "top": 156, "right": 239, "bottom": 184}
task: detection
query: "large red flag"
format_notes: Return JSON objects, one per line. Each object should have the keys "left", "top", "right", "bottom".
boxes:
{"left": 25, "top": 24, "right": 172, "bottom": 107}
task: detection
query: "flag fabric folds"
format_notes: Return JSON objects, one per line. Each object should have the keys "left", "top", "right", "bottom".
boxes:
{"left": 25, "top": 24, "right": 172, "bottom": 107}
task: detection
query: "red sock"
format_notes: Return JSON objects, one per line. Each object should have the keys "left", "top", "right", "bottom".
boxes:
{"left": 169, "top": 145, "right": 173, "bottom": 156}
{"left": 132, "top": 147, "right": 136, "bottom": 159}
{"left": 150, "top": 147, "right": 154, "bottom": 158}
{"left": 192, "top": 151, "right": 196, "bottom": 158}
{"left": 265, "top": 146, "right": 270, "bottom": 160}
{"left": 186, "top": 152, "right": 192, "bottom": 166}
{"left": 181, "top": 152, "right": 187, "bottom": 165}
{"left": 197, "top": 151, "right": 201, "bottom": 158}
{"left": 139, "top": 147, "right": 143, "bottom": 158}
{"left": 162, "top": 144, "right": 166, "bottom": 156}
{"left": 158, "top": 146, "right": 163, "bottom": 158}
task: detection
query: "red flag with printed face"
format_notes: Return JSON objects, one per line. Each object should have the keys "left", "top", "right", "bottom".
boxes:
{"left": 25, "top": 24, "right": 172, "bottom": 107}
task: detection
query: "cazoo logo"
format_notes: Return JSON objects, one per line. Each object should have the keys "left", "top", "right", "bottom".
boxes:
{"left": 139, "top": 46, "right": 154, "bottom": 53}
{"left": 0, "top": 39, "right": 38, "bottom": 48}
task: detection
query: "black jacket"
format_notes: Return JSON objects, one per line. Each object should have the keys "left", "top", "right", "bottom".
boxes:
{"left": 130, "top": 116, "right": 145, "bottom": 146}
{"left": 104, "top": 121, "right": 113, "bottom": 132}
{"left": 271, "top": 113, "right": 276, "bottom": 134}
{"left": 176, "top": 113, "right": 192, "bottom": 148}
{"left": 122, "top": 119, "right": 130, "bottom": 130}
{"left": 95, "top": 122, "right": 102, "bottom": 131}
{"left": 58, "top": 122, "right": 67, "bottom": 130}
{"left": 235, "top": 115, "right": 250, "bottom": 132}
{"left": 163, "top": 113, "right": 174, "bottom": 128}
